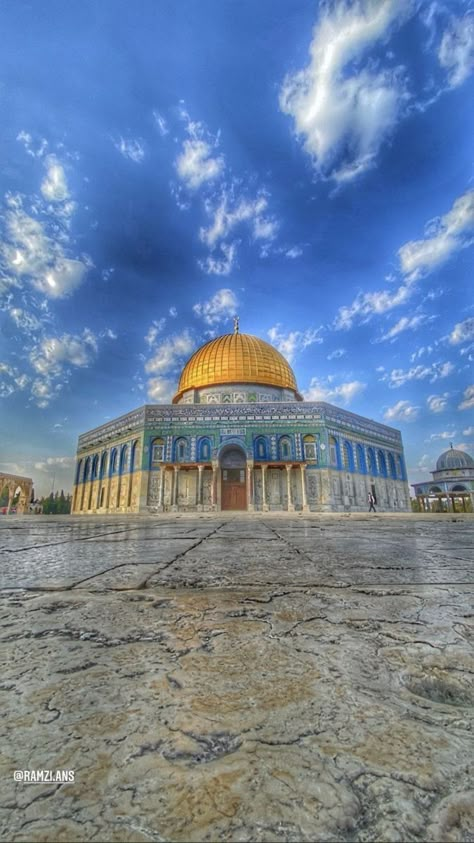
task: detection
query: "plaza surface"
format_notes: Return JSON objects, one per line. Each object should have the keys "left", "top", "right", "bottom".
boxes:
{"left": 0, "top": 514, "right": 473, "bottom": 843}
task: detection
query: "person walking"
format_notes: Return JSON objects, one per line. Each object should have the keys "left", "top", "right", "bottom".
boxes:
{"left": 368, "top": 492, "right": 376, "bottom": 513}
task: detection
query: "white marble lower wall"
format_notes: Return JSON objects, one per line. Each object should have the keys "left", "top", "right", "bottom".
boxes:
{"left": 146, "top": 467, "right": 411, "bottom": 511}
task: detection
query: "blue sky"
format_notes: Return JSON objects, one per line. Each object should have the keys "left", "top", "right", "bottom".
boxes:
{"left": 0, "top": 0, "right": 473, "bottom": 497}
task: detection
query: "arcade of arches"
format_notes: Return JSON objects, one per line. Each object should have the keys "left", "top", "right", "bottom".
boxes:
{"left": 0, "top": 472, "right": 33, "bottom": 514}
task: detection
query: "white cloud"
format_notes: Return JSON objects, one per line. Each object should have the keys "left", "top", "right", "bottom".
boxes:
{"left": 145, "top": 330, "right": 195, "bottom": 376}
{"left": 376, "top": 313, "right": 433, "bottom": 342}
{"left": 285, "top": 246, "right": 303, "bottom": 259}
{"left": 384, "top": 400, "right": 420, "bottom": 422}
{"left": 386, "top": 361, "right": 454, "bottom": 388}
{"left": 34, "top": 456, "right": 75, "bottom": 472}
{"left": 8, "top": 307, "right": 42, "bottom": 332}
{"left": 145, "top": 318, "right": 167, "bottom": 348}
{"left": 114, "top": 137, "right": 145, "bottom": 163}
{"left": 153, "top": 111, "right": 169, "bottom": 136}
{"left": 427, "top": 393, "right": 450, "bottom": 413}
{"left": 428, "top": 430, "right": 456, "bottom": 441}
{"left": 438, "top": 14, "right": 474, "bottom": 88}
{"left": 334, "top": 188, "right": 474, "bottom": 331}
{"left": 463, "top": 426, "right": 474, "bottom": 437}
{"left": 458, "top": 384, "right": 474, "bottom": 411}
{"left": 304, "top": 377, "right": 366, "bottom": 405}
{"left": 175, "top": 112, "right": 224, "bottom": 190}
{"left": 169, "top": 306, "right": 178, "bottom": 318}
{"left": 1, "top": 195, "right": 88, "bottom": 299}
{"left": 17, "top": 131, "right": 48, "bottom": 158}
{"left": 279, "top": 0, "right": 411, "bottom": 183}
{"left": 327, "top": 348, "right": 346, "bottom": 361}
{"left": 0, "top": 362, "right": 30, "bottom": 398}
{"left": 398, "top": 189, "right": 474, "bottom": 281}
{"left": 198, "top": 241, "right": 238, "bottom": 276}
{"left": 30, "top": 329, "right": 98, "bottom": 380}
{"left": 200, "top": 191, "right": 276, "bottom": 248}
{"left": 334, "top": 283, "right": 411, "bottom": 330}
{"left": 147, "top": 377, "right": 175, "bottom": 404}
{"left": 267, "top": 324, "right": 323, "bottom": 364}
{"left": 449, "top": 317, "right": 474, "bottom": 346}
{"left": 176, "top": 139, "right": 224, "bottom": 190}
{"left": 192, "top": 288, "right": 238, "bottom": 326}
{"left": 41, "top": 156, "right": 69, "bottom": 201}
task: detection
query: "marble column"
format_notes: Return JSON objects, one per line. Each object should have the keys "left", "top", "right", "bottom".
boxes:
{"left": 171, "top": 466, "right": 179, "bottom": 511}
{"left": 211, "top": 463, "right": 218, "bottom": 510}
{"left": 158, "top": 468, "right": 165, "bottom": 510}
{"left": 300, "top": 463, "right": 309, "bottom": 512}
{"left": 6, "top": 487, "right": 13, "bottom": 515}
{"left": 246, "top": 463, "right": 254, "bottom": 512}
{"left": 197, "top": 465, "right": 204, "bottom": 511}
{"left": 261, "top": 464, "right": 269, "bottom": 511}
{"left": 286, "top": 465, "right": 295, "bottom": 512}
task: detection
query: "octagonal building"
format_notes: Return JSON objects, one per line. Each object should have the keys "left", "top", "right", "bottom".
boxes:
{"left": 72, "top": 325, "right": 410, "bottom": 513}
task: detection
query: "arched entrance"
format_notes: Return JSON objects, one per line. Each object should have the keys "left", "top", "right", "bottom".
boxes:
{"left": 220, "top": 446, "right": 247, "bottom": 510}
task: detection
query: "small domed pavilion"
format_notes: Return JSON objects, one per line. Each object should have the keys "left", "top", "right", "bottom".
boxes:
{"left": 412, "top": 445, "right": 474, "bottom": 512}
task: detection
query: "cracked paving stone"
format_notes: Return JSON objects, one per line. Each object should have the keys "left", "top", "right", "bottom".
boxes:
{"left": 0, "top": 513, "right": 473, "bottom": 842}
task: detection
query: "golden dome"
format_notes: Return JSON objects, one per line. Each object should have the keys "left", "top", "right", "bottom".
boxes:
{"left": 173, "top": 332, "right": 301, "bottom": 402}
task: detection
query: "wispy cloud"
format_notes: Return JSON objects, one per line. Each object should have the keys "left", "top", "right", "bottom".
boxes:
{"left": 398, "top": 189, "right": 474, "bottom": 282}
{"left": 327, "top": 348, "right": 346, "bottom": 361}
{"left": 114, "top": 137, "right": 145, "bottom": 163}
{"left": 198, "top": 241, "right": 238, "bottom": 276}
{"left": 438, "top": 13, "right": 474, "bottom": 89}
{"left": 303, "top": 377, "right": 366, "bottom": 405}
{"left": 175, "top": 110, "right": 224, "bottom": 190}
{"left": 449, "top": 316, "right": 474, "bottom": 345}
{"left": 279, "top": 0, "right": 412, "bottom": 183}
{"left": 375, "top": 313, "right": 434, "bottom": 342}
{"left": 385, "top": 361, "right": 454, "bottom": 388}
{"left": 41, "top": 155, "right": 70, "bottom": 202}
{"left": 144, "top": 329, "right": 195, "bottom": 402}
{"left": 458, "top": 384, "right": 474, "bottom": 411}
{"left": 153, "top": 110, "right": 169, "bottom": 136}
{"left": 427, "top": 393, "right": 450, "bottom": 413}
{"left": 1, "top": 194, "right": 88, "bottom": 299}
{"left": 193, "top": 288, "right": 238, "bottom": 326}
{"left": 334, "top": 188, "right": 474, "bottom": 330}
{"left": 384, "top": 400, "right": 420, "bottom": 422}
{"left": 267, "top": 324, "right": 323, "bottom": 364}
{"left": 428, "top": 430, "right": 456, "bottom": 441}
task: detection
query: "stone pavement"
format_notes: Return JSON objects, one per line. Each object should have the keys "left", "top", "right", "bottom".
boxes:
{"left": 0, "top": 513, "right": 473, "bottom": 842}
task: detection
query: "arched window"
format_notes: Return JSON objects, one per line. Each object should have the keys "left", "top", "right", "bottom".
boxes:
{"left": 91, "top": 455, "right": 99, "bottom": 480}
{"left": 120, "top": 445, "right": 129, "bottom": 474}
{"left": 367, "top": 447, "right": 377, "bottom": 476}
{"left": 329, "top": 435, "right": 339, "bottom": 467}
{"left": 303, "top": 434, "right": 316, "bottom": 461}
{"left": 378, "top": 450, "right": 387, "bottom": 477}
{"left": 199, "top": 438, "right": 211, "bottom": 461}
{"left": 356, "top": 444, "right": 367, "bottom": 474}
{"left": 99, "top": 452, "right": 108, "bottom": 479}
{"left": 83, "top": 457, "right": 91, "bottom": 482}
{"left": 110, "top": 449, "right": 118, "bottom": 476}
{"left": 174, "top": 437, "right": 188, "bottom": 462}
{"left": 279, "top": 436, "right": 291, "bottom": 460}
{"left": 254, "top": 436, "right": 267, "bottom": 460}
{"left": 151, "top": 437, "right": 165, "bottom": 463}
{"left": 130, "top": 441, "right": 138, "bottom": 473}
{"left": 342, "top": 441, "right": 354, "bottom": 471}
{"left": 75, "top": 460, "right": 83, "bottom": 484}
{"left": 397, "top": 455, "right": 405, "bottom": 480}
{"left": 388, "top": 453, "right": 397, "bottom": 479}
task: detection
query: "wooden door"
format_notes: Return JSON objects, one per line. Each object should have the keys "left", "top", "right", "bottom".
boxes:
{"left": 221, "top": 468, "right": 247, "bottom": 510}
